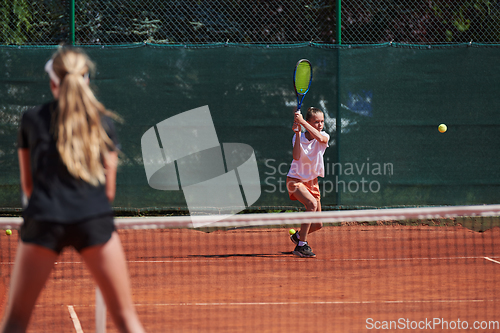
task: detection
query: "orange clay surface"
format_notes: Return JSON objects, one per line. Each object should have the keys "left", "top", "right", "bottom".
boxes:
{"left": 1, "top": 225, "right": 500, "bottom": 332}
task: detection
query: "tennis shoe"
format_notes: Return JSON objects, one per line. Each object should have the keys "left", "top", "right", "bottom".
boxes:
{"left": 292, "top": 243, "right": 316, "bottom": 258}
{"left": 290, "top": 230, "right": 299, "bottom": 245}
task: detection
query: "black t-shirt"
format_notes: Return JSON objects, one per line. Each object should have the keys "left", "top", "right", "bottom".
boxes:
{"left": 18, "top": 100, "right": 119, "bottom": 223}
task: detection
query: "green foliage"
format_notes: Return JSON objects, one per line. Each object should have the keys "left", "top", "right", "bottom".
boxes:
{"left": 0, "top": 0, "right": 32, "bottom": 44}
{"left": 2, "top": 0, "right": 500, "bottom": 45}
{"left": 432, "top": 0, "right": 500, "bottom": 42}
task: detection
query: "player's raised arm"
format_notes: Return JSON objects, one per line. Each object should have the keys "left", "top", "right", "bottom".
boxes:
{"left": 292, "top": 121, "right": 302, "bottom": 160}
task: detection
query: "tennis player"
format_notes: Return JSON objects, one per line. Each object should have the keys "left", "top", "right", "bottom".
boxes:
{"left": 287, "top": 107, "right": 329, "bottom": 258}
{"left": 0, "top": 48, "right": 145, "bottom": 333}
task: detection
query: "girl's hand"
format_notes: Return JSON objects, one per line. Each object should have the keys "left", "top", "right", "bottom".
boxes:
{"left": 292, "top": 121, "right": 301, "bottom": 133}
{"left": 294, "top": 112, "right": 305, "bottom": 125}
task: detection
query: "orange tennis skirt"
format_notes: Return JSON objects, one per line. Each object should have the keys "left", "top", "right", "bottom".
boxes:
{"left": 286, "top": 177, "right": 321, "bottom": 201}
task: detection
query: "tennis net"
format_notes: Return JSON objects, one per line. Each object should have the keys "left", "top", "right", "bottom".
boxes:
{"left": 1, "top": 205, "right": 500, "bottom": 332}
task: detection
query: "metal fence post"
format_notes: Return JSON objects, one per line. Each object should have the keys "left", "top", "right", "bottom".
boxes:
{"left": 70, "top": 0, "right": 75, "bottom": 45}
{"left": 336, "top": 0, "right": 342, "bottom": 205}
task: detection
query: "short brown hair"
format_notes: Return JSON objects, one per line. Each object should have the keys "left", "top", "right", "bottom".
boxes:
{"left": 305, "top": 107, "right": 323, "bottom": 121}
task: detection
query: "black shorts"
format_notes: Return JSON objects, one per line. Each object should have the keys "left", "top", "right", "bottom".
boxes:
{"left": 20, "top": 214, "right": 115, "bottom": 254}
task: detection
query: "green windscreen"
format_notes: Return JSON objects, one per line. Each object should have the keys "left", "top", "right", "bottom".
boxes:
{"left": 1, "top": 44, "right": 499, "bottom": 213}
{"left": 294, "top": 60, "right": 311, "bottom": 93}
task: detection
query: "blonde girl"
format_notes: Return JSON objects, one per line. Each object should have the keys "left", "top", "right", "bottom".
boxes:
{"left": 1, "top": 48, "right": 145, "bottom": 333}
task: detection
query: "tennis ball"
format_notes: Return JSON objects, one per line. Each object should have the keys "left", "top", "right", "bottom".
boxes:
{"left": 438, "top": 124, "right": 447, "bottom": 133}
{"left": 289, "top": 229, "right": 296, "bottom": 235}
{"left": 5, "top": 229, "right": 12, "bottom": 236}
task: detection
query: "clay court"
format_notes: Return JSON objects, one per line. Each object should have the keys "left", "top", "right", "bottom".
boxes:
{"left": 1, "top": 223, "right": 499, "bottom": 332}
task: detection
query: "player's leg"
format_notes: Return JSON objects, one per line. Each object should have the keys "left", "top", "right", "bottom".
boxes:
{"left": 1, "top": 242, "right": 58, "bottom": 333}
{"left": 80, "top": 232, "right": 145, "bottom": 333}
{"left": 292, "top": 185, "right": 318, "bottom": 212}
{"left": 291, "top": 185, "right": 318, "bottom": 242}
{"left": 288, "top": 186, "right": 318, "bottom": 257}
{"left": 308, "top": 198, "right": 323, "bottom": 234}
{"left": 289, "top": 200, "right": 322, "bottom": 245}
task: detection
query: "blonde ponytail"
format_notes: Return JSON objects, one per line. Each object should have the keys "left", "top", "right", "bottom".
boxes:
{"left": 50, "top": 48, "right": 119, "bottom": 186}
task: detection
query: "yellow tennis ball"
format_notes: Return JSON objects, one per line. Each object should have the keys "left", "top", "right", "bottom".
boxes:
{"left": 5, "top": 229, "right": 12, "bottom": 236}
{"left": 438, "top": 124, "right": 447, "bottom": 133}
{"left": 289, "top": 229, "right": 296, "bottom": 235}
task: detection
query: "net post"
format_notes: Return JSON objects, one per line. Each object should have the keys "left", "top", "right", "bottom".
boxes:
{"left": 95, "top": 286, "right": 106, "bottom": 333}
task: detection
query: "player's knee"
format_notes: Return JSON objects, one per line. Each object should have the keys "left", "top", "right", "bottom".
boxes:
{"left": 306, "top": 200, "right": 318, "bottom": 211}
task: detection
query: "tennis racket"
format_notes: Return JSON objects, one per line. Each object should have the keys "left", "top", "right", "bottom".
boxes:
{"left": 293, "top": 59, "right": 312, "bottom": 114}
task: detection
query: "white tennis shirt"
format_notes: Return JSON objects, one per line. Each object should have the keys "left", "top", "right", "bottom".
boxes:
{"left": 287, "top": 131, "right": 329, "bottom": 182}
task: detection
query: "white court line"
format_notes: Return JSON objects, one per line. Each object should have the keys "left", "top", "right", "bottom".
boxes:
{"left": 330, "top": 256, "right": 500, "bottom": 262}
{"left": 133, "top": 299, "right": 494, "bottom": 307}
{"left": 67, "top": 305, "right": 84, "bottom": 333}
{"left": 2, "top": 256, "right": 500, "bottom": 265}
{"left": 43, "top": 298, "right": 497, "bottom": 309}
{"left": 485, "top": 257, "right": 500, "bottom": 265}
{"left": 125, "top": 256, "right": 500, "bottom": 263}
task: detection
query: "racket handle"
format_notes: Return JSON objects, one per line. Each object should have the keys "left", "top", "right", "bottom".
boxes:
{"left": 295, "top": 109, "right": 301, "bottom": 115}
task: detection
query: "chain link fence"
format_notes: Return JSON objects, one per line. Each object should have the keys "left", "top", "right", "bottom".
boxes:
{"left": 341, "top": 0, "right": 500, "bottom": 44}
{"left": 2, "top": 0, "right": 500, "bottom": 45}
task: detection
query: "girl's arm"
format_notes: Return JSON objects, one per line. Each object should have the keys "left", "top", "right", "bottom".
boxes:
{"left": 103, "top": 151, "right": 118, "bottom": 203}
{"left": 294, "top": 113, "right": 328, "bottom": 144}
{"left": 292, "top": 122, "right": 302, "bottom": 160}
{"left": 18, "top": 149, "right": 33, "bottom": 199}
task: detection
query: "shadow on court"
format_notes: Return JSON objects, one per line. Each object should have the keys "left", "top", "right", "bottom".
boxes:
{"left": 188, "top": 252, "right": 292, "bottom": 258}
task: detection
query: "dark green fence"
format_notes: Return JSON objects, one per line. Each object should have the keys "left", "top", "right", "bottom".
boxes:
{"left": 1, "top": 44, "right": 499, "bottom": 213}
